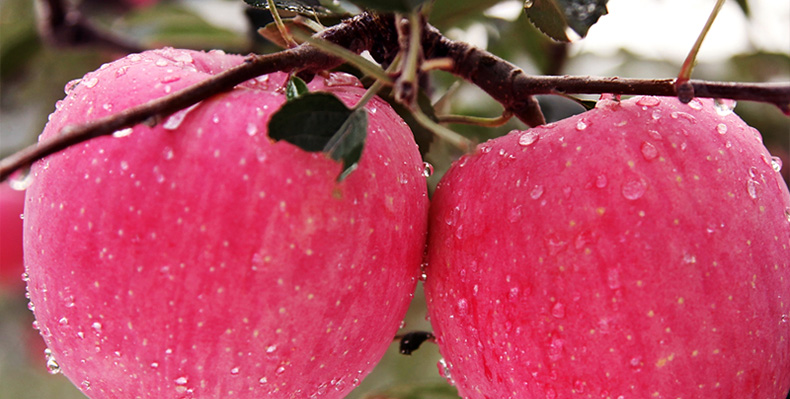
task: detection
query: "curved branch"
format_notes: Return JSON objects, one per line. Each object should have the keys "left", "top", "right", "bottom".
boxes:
{"left": 2, "top": 12, "right": 789, "bottom": 182}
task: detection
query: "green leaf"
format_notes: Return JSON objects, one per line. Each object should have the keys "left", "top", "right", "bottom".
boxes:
{"left": 735, "top": 0, "right": 750, "bottom": 16}
{"left": 243, "top": 0, "right": 360, "bottom": 16}
{"left": 524, "top": 0, "right": 608, "bottom": 41}
{"left": 349, "top": 0, "right": 428, "bottom": 13}
{"left": 286, "top": 76, "right": 310, "bottom": 101}
{"left": 323, "top": 108, "right": 367, "bottom": 181}
{"left": 268, "top": 93, "right": 367, "bottom": 180}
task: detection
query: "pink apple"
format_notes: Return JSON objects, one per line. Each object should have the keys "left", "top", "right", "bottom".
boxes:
{"left": 425, "top": 96, "right": 790, "bottom": 398}
{"left": 0, "top": 181, "right": 26, "bottom": 293}
{"left": 24, "top": 48, "right": 428, "bottom": 398}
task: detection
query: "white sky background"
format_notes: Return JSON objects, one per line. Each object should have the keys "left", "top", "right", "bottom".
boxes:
{"left": 574, "top": 0, "right": 790, "bottom": 62}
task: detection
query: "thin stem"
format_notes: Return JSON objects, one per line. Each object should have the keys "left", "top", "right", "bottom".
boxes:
{"left": 679, "top": 0, "right": 726, "bottom": 82}
{"left": 290, "top": 29, "right": 392, "bottom": 84}
{"left": 411, "top": 108, "right": 474, "bottom": 153}
{"left": 266, "top": 0, "right": 298, "bottom": 48}
{"left": 438, "top": 111, "right": 513, "bottom": 127}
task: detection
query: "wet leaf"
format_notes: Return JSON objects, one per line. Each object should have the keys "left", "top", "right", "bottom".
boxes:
{"left": 286, "top": 75, "right": 310, "bottom": 100}
{"left": 268, "top": 93, "right": 367, "bottom": 180}
{"left": 349, "top": 0, "right": 428, "bottom": 13}
{"left": 243, "top": 0, "right": 360, "bottom": 16}
{"left": 524, "top": 0, "right": 609, "bottom": 41}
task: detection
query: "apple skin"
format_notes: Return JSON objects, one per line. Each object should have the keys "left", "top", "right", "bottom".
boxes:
{"left": 0, "top": 182, "right": 26, "bottom": 293}
{"left": 24, "top": 48, "right": 428, "bottom": 398}
{"left": 425, "top": 96, "right": 790, "bottom": 398}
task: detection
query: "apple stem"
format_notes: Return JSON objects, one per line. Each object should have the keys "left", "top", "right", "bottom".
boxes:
{"left": 411, "top": 108, "right": 474, "bottom": 153}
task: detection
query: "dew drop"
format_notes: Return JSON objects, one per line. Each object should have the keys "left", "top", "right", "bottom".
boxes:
{"left": 771, "top": 156, "right": 782, "bottom": 173}
{"left": 687, "top": 98, "right": 703, "bottom": 110}
{"left": 127, "top": 54, "right": 142, "bottom": 63}
{"left": 785, "top": 208, "right": 790, "bottom": 223}
{"left": 83, "top": 77, "right": 99, "bottom": 88}
{"left": 551, "top": 302, "right": 565, "bottom": 318}
{"left": 621, "top": 179, "right": 647, "bottom": 200}
{"left": 112, "top": 127, "right": 133, "bottom": 138}
{"left": 259, "top": 377, "right": 268, "bottom": 384}
{"left": 636, "top": 96, "right": 661, "bottom": 108}
{"left": 746, "top": 179, "right": 760, "bottom": 199}
{"left": 422, "top": 162, "right": 434, "bottom": 178}
{"left": 716, "top": 123, "right": 728, "bottom": 135}
{"left": 651, "top": 110, "right": 662, "bottom": 120}
{"left": 266, "top": 345, "right": 277, "bottom": 354}
{"left": 155, "top": 58, "right": 169, "bottom": 67}
{"left": 230, "top": 367, "right": 240, "bottom": 375}
{"left": 530, "top": 184, "right": 545, "bottom": 199}
{"left": 595, "top": 174, "right": 608, "bottom": 188}
{"left": 9, "top": 170, "right": 33, "bottom": 191}
{"left": 640, "top": 142, "right": 658, "bottom": 161}
{"left": 160, "top": 75, "right": 180, "bottom": 84}
{"left": 173, "top": 52, "right": 194, "bottom": 64}
{"left": 246, "top": 123, "right": 258, "bottom": 136}
{"left": 438, "top": 358, "right": 455, "bottom": 385}
{"left": 457, "top": 299, "right": 469, "bottom": 317}
{"left": 64, "top": 79, "right": 81, "bottom": 94}
{"left": 670, "top": 111, "right": 697, "bottom": 123}
{"left": 92, "top": 322, "right": 102, "bottom": 331}
{"left": 115, "top": 66, "right": 129, "bottom": 77}
{"left": 575, "top": 119, "right": 588, "bottom": 131}
{"left": 163, "top": 147, "right": 174, "bottom": 160}
{"left": 275, "top": 366, "right": 286, "bottom": 375}
{"left": 683, "top": 253, "right": 697, "bottom": 264}
{"left": 714, "top": 98, "right": 736, "bottom": 116}
{"left": 45, "top": 348, "right": 61, "bottom": 374}
{"left": 518, "top": 131, "right": 539, "bottom": 146}
{"left": 163, "top": 104, "right": 199, "bottom": 131}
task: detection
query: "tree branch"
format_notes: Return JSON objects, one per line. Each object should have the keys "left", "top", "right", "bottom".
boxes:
{"left": 2, "top": 12, "right": 788, "bottom": 182}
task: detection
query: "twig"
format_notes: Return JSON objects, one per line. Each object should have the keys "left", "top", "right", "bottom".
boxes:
{"left": 2, "top": 12, "right": 789, "bottom": 181}
{"left": 36, "top": 0, "right": 145, "bottom": 54}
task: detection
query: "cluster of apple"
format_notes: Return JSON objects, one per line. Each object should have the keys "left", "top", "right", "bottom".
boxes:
{"left": 17, "top": 48, "right": 790, "bottom": 398}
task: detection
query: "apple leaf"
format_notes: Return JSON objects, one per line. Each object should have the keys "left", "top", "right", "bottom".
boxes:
{"left": 524, "top": 0, "right": 608, "bottom": 42}
{"left": 243, "top": 0, "right": 360, "bottom": 16}
{"left": 268, "top": 93, "right": 367, "bottom": 180}
{"left": 348, "top": 0, "right": 428, "bottom": 13}
{"left": 286, "top": 75, "right": 310, "bottom": 101}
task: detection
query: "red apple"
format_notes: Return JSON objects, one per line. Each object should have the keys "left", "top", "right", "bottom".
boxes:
{"left": 425, "top": 96, "right": 790, "bottom": 398}
{"left": 24, "top": 48, "right": 428, "bottom": 398}
{"left": 0, "top": 181, "right": 26, "bottom": 293}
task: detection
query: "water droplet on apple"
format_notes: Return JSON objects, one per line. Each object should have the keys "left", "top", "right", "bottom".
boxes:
{"left": 275, "top": 366, "right": 286, "bottom": 375}
{"left": 595, "top": 174, "right": 608, "bottom": 188}
{"left": 519, "top": 131, "right": 539, "bottom": 146}
{"left": 325, "top": 73, "right": 362, "bottom": 87}
{"left": 266, "top": 344, "right": 277, "bottom": 354}
{"left": 163, "top": 147, "right": 174, "bottom": 160}
{"left": 716, "top": 123, "right": 728, "bottom": 135}
{"left": 64, "top": 79, "right": 81, "bottom": 94}
{"left": 785, "top": 208, "right": 790, "bottom": 223}
{"left": 115, "top": 66, "right": 129, "bottom": 77}
{"left": 687, "top": 98, "right": 703, "bottom": 110}
{"left": 155, "top": 58, "right": 169, "bottom": 67}
{"left": 58, "top": 317, "right": 68, "bottom": 325}
{"left": 163, "top": 104, "right": 199, "bottom": 131}
{"left": 246, "top": 123, "right": 258, "bottom": 136}
{"left": 112, "top": 128, "right": 133, "bottom": 138}
{"left": 683, "top": 253, "right": 697, "bottom": 264}
{"left": 160, "top": 75, "right": 181, "bottom": 84}
{"left": 770, "top": 156, "right": 782, "bottom": 172}
{"left": 636, "top": 96, "right": 661, "bottom": 108}
{"left": 230, "top": 367, "right": 240, "bottom": 375}
{"left": 714, "top": 98, "right": 736, "bottom": 116}
{"left": 575, "top": 119, "right": 588, "bottom": 131}
{"left": 547, "top": 338, "right": 564, "bottom": 362}
{"left": 457, "top": 298, "right": 469, "bottom": 317}
{"left": 9, "top": 170, "right": 33, "bottom": 191}
{"left": 437, "top": 358, "right": 455, "bottom": 385}
{"left": 551, "top": 302, "right": 566, "bottom": 318}
{"left": 259, "top": 377, "right": 268, "bottom": 384}
{"left": 127, "top": 54, "right": 142, "bottom": 63}
{"left": 670, "top": 111, "right": 697, "bottom": 123}
{"left": 640, "top": 142, "right": 658, "bottom": 161}
{"left": 651, "top": 110, "right": 662, "bottom": 120}
{"left": 45, "top": 348, "right": 61, "bottom": 374}
{"left": 530, "top": 185, "right": 544, "bottom": 199}
{"left": 746, "top": 179, "right": 760, "bottom": 199}
{"left": 422, "top": 162, "right": 434, "bottom": 178}
{"left": 621, "top": 179, "right": 646, "bottom": 200}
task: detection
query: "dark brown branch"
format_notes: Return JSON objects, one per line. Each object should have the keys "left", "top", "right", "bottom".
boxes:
{"left": 421, "top": 23, "right": 790, "bottom": 123}
{"left": 2, "top": 12, "right": 789, "bottom": 181}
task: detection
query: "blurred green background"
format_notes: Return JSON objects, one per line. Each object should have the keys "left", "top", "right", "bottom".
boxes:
{"left": 0, "top": 0, "right": 787, "bottom": 398}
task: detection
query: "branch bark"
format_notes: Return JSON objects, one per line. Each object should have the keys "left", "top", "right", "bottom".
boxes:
{"left": 2, "top": 12, "right": 789, "bottom": 182}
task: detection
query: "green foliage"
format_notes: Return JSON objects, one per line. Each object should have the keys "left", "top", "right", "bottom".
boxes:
{"left": 524, "top": 0, "right": 609, "bottom": 41}
{"left": 286, "top": 75, "right": 310, "bottom": 100}
{"left": 268, "top": 93, "right": 367, "bottom": 180}
{"left": 349, "top": 0, "right": 429, "bottom": 13}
